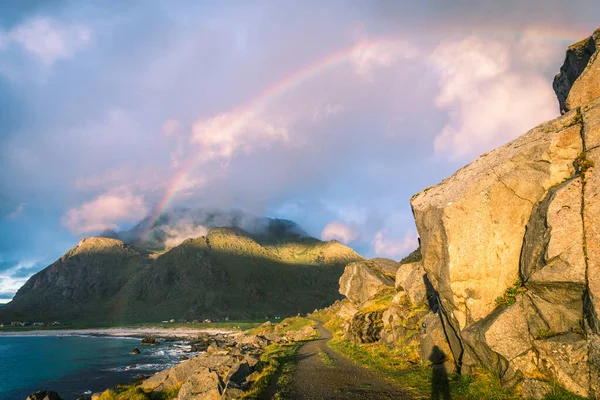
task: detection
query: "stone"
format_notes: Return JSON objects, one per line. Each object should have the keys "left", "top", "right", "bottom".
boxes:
{"left": 339, "top": 260, "right": 395, "bottom": 306}
{"left": 420, "top": 313, "right": 455, "bottom": 372}
{"left": 536, "top": 333, "right": 589, "bottom": 397}
{"left": 140, "top": 354, "right": 236, "bottom": 391}
{"left": 584, "top": 147, "right": 600, "bottom": 333}
{"left": 553, "top": 29, "right": 600, "bottom": 113}
{"left": 130, "top": 347, "right": 140, "bottom": 355}
{"left": 141, "top": 336, "right": 159, "bottom": 345}
{"left": 411, "top": 110, "right": 582, "bottom": 333}
{"left": 347, "top": 310, "right": 384, "bottom": 344}
{"left": 337, "top": 301, "right": 358, "bottom": 322}
{"left": 395, "top": 261, "right": 428, "bottom": 306}
{"left": 367, "top": 258, "right": 401, "bottom": 278}
{"left": 177, "top": 366, "right": 224, "bottom": 400}
{"left": 521, "top": 379, "right": 553, "bottom": 400}
{"left": 26, "top": 392, "right": 63, "bottom": 400}
{"left": 225, "top": 361, "right": 252, "bottom": 386}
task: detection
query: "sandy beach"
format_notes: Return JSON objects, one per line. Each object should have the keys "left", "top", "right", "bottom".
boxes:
{"left": 0, "top": 327, "right": 236, "bottom": 338}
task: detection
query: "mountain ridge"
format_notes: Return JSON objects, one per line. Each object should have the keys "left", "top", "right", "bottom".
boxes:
{"left": 0, "top": 224, "right": 363, "bottom": 323}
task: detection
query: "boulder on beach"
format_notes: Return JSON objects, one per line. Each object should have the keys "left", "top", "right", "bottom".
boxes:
{"left": 141, "top": 336, "right": 159, "bottom": 345}
{"left": 26, "top": 391, "right": 63, "bottom": 400}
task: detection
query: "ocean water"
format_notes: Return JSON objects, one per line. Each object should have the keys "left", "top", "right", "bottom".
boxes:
{"left": 0, "top": 335, "right": 195, "bottom": 400}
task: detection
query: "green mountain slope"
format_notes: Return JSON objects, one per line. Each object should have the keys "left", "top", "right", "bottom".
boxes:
{"left": 0, "top": 227, "right": 363, "bottom": 323}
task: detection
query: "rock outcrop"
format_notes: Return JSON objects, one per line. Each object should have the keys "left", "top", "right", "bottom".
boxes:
{"left": 338, "top": 259, "right": 396, "bottom": 306}
{"left": 554, "top": 28, "right": 600, "bottom": 113}
{"left": 26, "top": 392, "right": 63, "bottom": 400}
{"left": 409, "top": 28, "right": 600, "bottom": 398}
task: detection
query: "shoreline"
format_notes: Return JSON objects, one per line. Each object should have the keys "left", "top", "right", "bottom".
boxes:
{"left": 0, "top": 327, "right": 236, "bottom": 339}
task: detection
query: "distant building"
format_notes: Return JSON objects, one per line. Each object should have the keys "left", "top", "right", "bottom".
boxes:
{"left": 33, "top": 322, "right": 44, "bottom": 326}
{"left": 192, "top": 319, "right": 199, "bottom": 323}
{"left": 161, "top": 320, "right": 169, "bottom": 324}
{"left": 169, "top": 319, "right": 175, "bottom": 323}
{"left": 224, "top": 317, "right": 229, "bottom": 321}
{"left": 10, "top": 321, "right": 22, "bottom": 326}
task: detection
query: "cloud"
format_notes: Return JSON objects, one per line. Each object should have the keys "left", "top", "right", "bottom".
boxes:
{"left": 372, "top": 230, "right": 418, "bottom": 259}
{"left": 321, "top": 221, "right": 359, "bottom": 244}
{"left": 62, "top": 189, "right": 148, "bottom": 234}
{"left": 190, "top": 111, "right": 288, "bottom": 163}
{"left": 1, "top": 17, "right": 91, "bottom": 65}
{"left": 6, "top": 203, "right": 26, "bottom": 220}
{"left": 429, "top": 35, "right": 558, "bottom": 159}
{"left": 0, "top": 260, "right": 41, "bottom": 304}
{"left": 351, "top": 40, "right": 417, "bottom": 78}
{"left": 163, "top": 223, "right": 209, "bottom": 248}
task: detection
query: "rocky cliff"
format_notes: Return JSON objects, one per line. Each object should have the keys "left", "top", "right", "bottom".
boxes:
{"left": 327, "top": 28, "right": 600, "bottom": 399}
{"left": 409, "top": 28, "right": 600, "bottom": 398}
{"left": 0, "top": 226, "right": 363, "bottom": 323}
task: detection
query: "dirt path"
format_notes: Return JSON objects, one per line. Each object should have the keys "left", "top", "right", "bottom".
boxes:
{"left": 287, "top": 322, "right": 414, "bottom": 399}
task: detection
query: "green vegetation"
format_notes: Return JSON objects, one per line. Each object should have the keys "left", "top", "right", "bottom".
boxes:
{"left": 399, "top": 247, "right": 423, "bottom": 264}
{"left": 494, "top": 278, "right": 525, "bottom": 307}
{"left": 0, "top": 227, "right": 363, "bottom": 324}
{"left": 242, "top": 343, "right": 302, "bottom": 400}
{"left": 318, "top": 350, "right": 336, "bottom": 367}
{"left": 97, "top": 383, "right": 179, "bottom": 400}
{"left": 537, "top": 329, "right": 554, "bottom": 339}
{"left": 543, "top": 382, "right": 587, "bottom": 400}
{"left": 248, "top": 316, "right": 318, "bottom": 337}
{"left": 575, "top": 152, "right": 595, "bottom": 174}
{"left": 359, "top": 294, "right": 395, "bottom": 313}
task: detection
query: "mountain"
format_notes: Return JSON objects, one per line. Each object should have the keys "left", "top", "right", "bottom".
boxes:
{"left": 0, "top": 224, "right": 363, "bottom": 323}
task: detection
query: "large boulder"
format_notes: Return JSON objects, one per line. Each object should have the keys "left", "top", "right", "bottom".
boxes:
{"left": 395, "top": 261, "right": 428, "bottom": 306}
{"left": 141, "top": 354, "right": 236, "bottom": 392}
{"left": 339, "top": 260, "right": 395, "bottom": 306}
{"left": 26, "top": 392, "right": 63, "bottom": 400}
{"left": 177, "top": 366, "right": 224, "bottom": 400}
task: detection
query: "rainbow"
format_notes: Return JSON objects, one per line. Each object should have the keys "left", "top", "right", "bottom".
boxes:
{"left": 139, "top": 25, "right": 594, "bottom": 241}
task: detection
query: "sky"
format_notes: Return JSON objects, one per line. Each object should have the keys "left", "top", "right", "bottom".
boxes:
{"left": 0, "top": 0, "right": 598, "bottom": 303}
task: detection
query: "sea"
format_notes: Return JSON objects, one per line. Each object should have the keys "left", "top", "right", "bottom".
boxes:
{"left": 0, "top": 335, "right": 196, "bottom": 400}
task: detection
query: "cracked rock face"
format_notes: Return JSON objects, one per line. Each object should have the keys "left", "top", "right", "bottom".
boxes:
{"left": 411, "top": 111, "right": 582, "bottom": 331}
{"left": 411, "top": 28, "right": 600, "bottom": 397}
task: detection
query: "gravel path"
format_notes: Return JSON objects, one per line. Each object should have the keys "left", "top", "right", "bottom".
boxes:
{"left": 287, "top": 322, "right": 414, "bottom": 399}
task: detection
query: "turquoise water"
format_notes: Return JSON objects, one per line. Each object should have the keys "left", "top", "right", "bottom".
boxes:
{"left": 0, "top": 335, "right": 191, "bottom": 400}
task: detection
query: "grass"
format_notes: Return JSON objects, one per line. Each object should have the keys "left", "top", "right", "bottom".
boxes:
{"left": 575, "top": 152, "right": 595, "bottom": 174}
{"left": 248, "top": 316, "right": 317, "bottom": 336}
{"left": 494, "top": 278, "right": 525, "bottom": 307}
{"left": 97, "top": 383, "right": 180, "bottom": 400}
{"left": 318, "top": 350, "right": 336, "bottom": 367}
{"left": 242, "top": 343, "right": 302, "bottom": 400}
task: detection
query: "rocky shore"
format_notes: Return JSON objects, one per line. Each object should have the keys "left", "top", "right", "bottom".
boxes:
{"left": 25, "top": 319, "right": 318, "bottom": 400}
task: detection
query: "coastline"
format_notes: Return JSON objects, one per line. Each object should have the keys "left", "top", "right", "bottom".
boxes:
{"left": 0, "top": 327, "right": 236, "bottom": 339}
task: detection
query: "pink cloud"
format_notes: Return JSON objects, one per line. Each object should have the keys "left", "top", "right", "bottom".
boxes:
{"left": 62, "top": 189, "right": 148, "bottom": 234}
{"left": 321, "top": 221, "right": 359, "bottom": 244}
